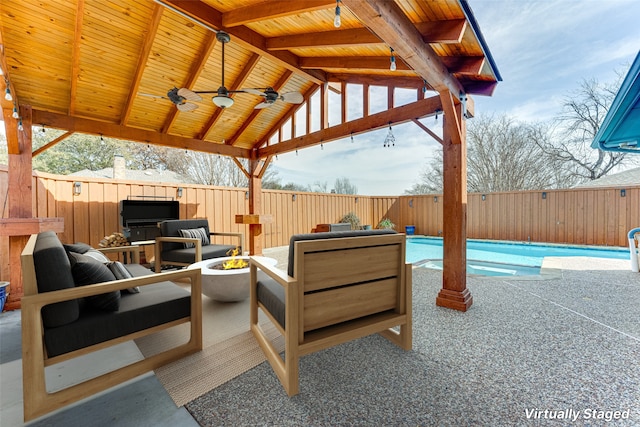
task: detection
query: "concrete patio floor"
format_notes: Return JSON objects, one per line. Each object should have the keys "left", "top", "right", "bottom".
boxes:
{"left": 0, "top": 247, "right": 638, "bottom": 426}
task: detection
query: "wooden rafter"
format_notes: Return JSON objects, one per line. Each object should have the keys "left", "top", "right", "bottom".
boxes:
{"left": 32, "top": 109, "right": 250, "bottom": 158}
{"left": 416, "top": 19, "right": 467, "bottom": 44}
{"left": 162, "top": 31, "right": 218, "bottom": 134}
{"left": 120, "top": 4, "right": 164, "bottom": 126}
{"left": 226, "top": 70, "right": 295, "bottom": 146}
{"left": 300, "top": 56, "right": 411, "bottom": 71}
{"left": 158, "top": 0, "right": 326, "bottom": 85}
{"left": 222, "top": 0, "right": 333, "bottom": 27}
{"left": 342, "top": 0, "right": 464, "bottom": 95}
{"left": 267, "top": 28, "right": 380, "bottom": 50}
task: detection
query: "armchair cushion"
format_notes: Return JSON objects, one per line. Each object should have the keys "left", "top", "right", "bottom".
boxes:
{"left": 68, "top": 252, "right": 120, "bottom": 311}
{"left": 159, "top": 219, "right": 210, "bottom": 253}
{"left": 179, "top": 227, "right": 210, "bottom": 248}
{"left": 256, "top": 276, "right": 286, "bottom": 328}
{"left": 160, "top": 244, "right": 233, "bottom": 264}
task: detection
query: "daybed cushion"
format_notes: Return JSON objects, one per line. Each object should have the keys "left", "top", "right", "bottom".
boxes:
{"left": 44, "top": 281, "right": 191, "bottom": 358}
{"left": 33, "top": 231, "right": 80, "bottom": 328}
{"left": 68, "top": 252, "right": 120, "bottom": 311}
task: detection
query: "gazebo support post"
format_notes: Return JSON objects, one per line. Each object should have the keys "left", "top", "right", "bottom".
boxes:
{"left": 436, "top": 90, "right": 473, "bottom": 311}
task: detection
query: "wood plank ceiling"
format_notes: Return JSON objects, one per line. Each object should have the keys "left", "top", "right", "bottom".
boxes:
{"left": 0, "top": 0, "right": 500, "bottom": 159}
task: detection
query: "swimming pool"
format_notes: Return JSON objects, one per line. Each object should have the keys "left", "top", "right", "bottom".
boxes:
{"left": 407, "top": 237, "right": 630, "bottom": 277}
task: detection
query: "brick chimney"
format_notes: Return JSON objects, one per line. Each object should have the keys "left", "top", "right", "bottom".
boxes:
{"left": 113, "top": 155, "right": 126, "bottom": 180}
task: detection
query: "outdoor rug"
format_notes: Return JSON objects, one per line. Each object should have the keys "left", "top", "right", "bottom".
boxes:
{"left": 135, "top": 296, "right": 284, "bottom": 407}
{"left": 184, "top": 264, "right": 640, "bottom": 426}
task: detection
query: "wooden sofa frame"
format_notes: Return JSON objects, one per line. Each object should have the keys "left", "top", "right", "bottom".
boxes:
{"left": 20, "top": 234, "right": 203, "bottom": 422}
{"left": 249, "top": 232, "right": 412, "bottom": 396}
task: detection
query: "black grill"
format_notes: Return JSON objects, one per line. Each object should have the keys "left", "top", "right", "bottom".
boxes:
{"left": 120, "top": 199, "right": 179, "bottom": 241}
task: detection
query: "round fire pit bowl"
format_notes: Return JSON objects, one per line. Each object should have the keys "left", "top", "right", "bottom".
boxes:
{"left": 187, "top": 256, "right": 277, "bottom": 302}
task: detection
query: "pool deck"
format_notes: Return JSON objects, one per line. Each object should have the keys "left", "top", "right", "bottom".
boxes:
{"left": 1, "top": 248, "right": 639, "bottom": 426}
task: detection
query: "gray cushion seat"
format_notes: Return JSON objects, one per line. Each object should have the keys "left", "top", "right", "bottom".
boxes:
{"left": 44, "top": 280, "right": 191, "bottom": 357}
{"left": 256, "top": 229, "right": 398, "bottom": 329}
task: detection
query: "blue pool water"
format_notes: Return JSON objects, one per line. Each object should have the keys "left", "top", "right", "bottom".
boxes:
{"left": 407, "top": 237, "right": 630, "bottom": 276}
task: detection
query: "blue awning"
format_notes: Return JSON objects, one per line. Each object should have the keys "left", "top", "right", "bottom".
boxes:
{"left": 591, "top": 51, "right": 640, "bottom": 153}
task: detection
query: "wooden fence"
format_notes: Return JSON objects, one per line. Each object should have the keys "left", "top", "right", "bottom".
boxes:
{"left": 2, "top": 166, "right": 638, "bottom": 282}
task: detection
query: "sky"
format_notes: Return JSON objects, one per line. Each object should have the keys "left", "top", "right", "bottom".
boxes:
{"left": 271, "top": 0, "right": 640, "bottom": 196}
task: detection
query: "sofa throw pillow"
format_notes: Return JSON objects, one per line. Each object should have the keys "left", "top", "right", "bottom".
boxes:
{"left": 107, "top": 261, "right": 140, "bottom": 294}
{"left": 68, "top": 252, "right": 120, "bottom": 311}
{"left": 179, "top": 227, "right": 210, "bottom": 249}
{"left": 63, "top": 242, "right": 93, "bottom": 254}
{"left": 83, "top": 249, "right": 111, "bottom": 263}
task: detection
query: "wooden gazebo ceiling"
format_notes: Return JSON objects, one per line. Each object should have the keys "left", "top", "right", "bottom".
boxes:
{"left": 0, "top": 0, "right": 500, "bottom": 159}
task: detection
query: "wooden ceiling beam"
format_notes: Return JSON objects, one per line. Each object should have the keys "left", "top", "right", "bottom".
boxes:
{"left": 257, "top": 95, "right": 442, "bottom": 157}
{"left": 267, "top": 28, "right": 380, "bottom": 50}
{"left": 158, "top": 0, "right": 326, "bottom": 85}
{"left": 327, "top": 73, "right": 427, "bottom": 89}
{"left": 121, "top": 4, "right": 164, "bottom": 126}
{"left": 300, "top": 56, "right": 411, "bottom": 71}
{"left": 32, "top": 109, "right": 250, "bottom": 158}
{"left": 223, "top": 0, "right": 333, "bottom": 27}
{"left": 226, "top": 70, "right": 294, "bottom": 146}
{"left": 341, "top": 0, "right": 464, "bottom": 95}
{"left": 416, "top": 19, "right": 467, "bottom": 44}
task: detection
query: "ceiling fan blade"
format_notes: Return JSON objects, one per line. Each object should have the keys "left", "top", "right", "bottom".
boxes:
{"left": 177, "top": 102, "right": 199, "bottom": 112}
{"left": 280, "top": 91, "right": 303, "bottom": 104}
{"left": 177, "top": 88, "right": 202, "bottom": 102}
{"left": 254, "top": 101, "right": 272, "bottom": 109}
{"left": 242, "top": 88, "right": 265, "bottom": 96}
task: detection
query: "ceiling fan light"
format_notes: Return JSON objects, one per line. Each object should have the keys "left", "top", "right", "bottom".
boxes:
{"left": 213, "top": 95, "right": 234, "bottom": 108}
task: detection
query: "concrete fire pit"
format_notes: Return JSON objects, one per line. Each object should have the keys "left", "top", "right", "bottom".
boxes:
{"left": 187, "top": 256, "right": 277, "bottom": 302}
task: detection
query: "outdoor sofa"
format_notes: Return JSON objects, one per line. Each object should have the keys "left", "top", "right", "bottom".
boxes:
{"left": 20, "top": 231, "right": 202, "bottom": 421}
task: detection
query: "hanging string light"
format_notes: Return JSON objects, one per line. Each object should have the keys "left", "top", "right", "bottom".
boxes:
{"left": 18, "top": 119, "right": 24, "bottom": 131}
{"left": 389, "top": 48, "right": 397, "bottom": 71}
{"left": 4, "top": 87, "right": 12, "bottom": 101}
{"left": 383, "top": 122, "right": 395, "bottom": 147}
{"left": 350, "top": 132, "right": 354, "bottom": 143}
{"left": 333, "top": 0, "right": 341, "bottom": 27}
{"left": 12, "top": 105, "right": 19, "bottom": 119}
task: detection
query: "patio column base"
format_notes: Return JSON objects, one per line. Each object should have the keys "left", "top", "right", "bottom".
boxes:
{"left": 436, "top": 288, "right": 473, "bottom": 312}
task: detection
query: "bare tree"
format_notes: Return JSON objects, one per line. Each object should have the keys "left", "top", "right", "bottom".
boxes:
{"left": 535, "top": 77, "right": 631, "bottom": 182}
{"left": 333, "top": 177, "right": 358, "bottom": 194}
{"left": 406, "top": 114, "right": 561, "bottom": 194}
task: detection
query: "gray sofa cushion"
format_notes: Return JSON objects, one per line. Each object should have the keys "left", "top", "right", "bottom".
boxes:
{"left": 287, "top": 229, "right": 398, "bottom": 277}
{"left": 33, "top": 231, "right": 80, "bottom": 328}
{"left": 257, "top": 276, "right": 285, "bottom": 328}
{"left": 44, "top": 281, "right": 191, "bottom": 357}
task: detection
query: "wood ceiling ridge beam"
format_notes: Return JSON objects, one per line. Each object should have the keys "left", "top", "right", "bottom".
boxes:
{"left": 226, "top": 69, "right": 294, "bottom": 146}
{"left": 199, "top": 53, "right": 261, "bottom": 141}
{"left": 121, "top": 4, "right": 165, "bottom": 126}
{"left": 32, "top": 109, "right": 250, "bottom": 158}
{"left": 69, "top": 0, "right": 85, "bottom": 116}
{"left": 253, "top": 84, "right": 320, "bottom": 151}
{"left": 257, "top": 95, "right": 442, "bottom": 158}
{"left": 327, "top": 73, "right": 426, "bottom": 89}
{"left": 223, "top": 0, "right": 334, "bottom": 28}
{"left": 266, "top": 28, "right": 381, "bottom": 50}
{"left": 341, "top": 0, "right": 464, "bottom": 96}
{"left": 158, "top": 0, "right": 326, "bottom": 85}
{"left": 162, "top": 31, "right": 218, "bottom": 134}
